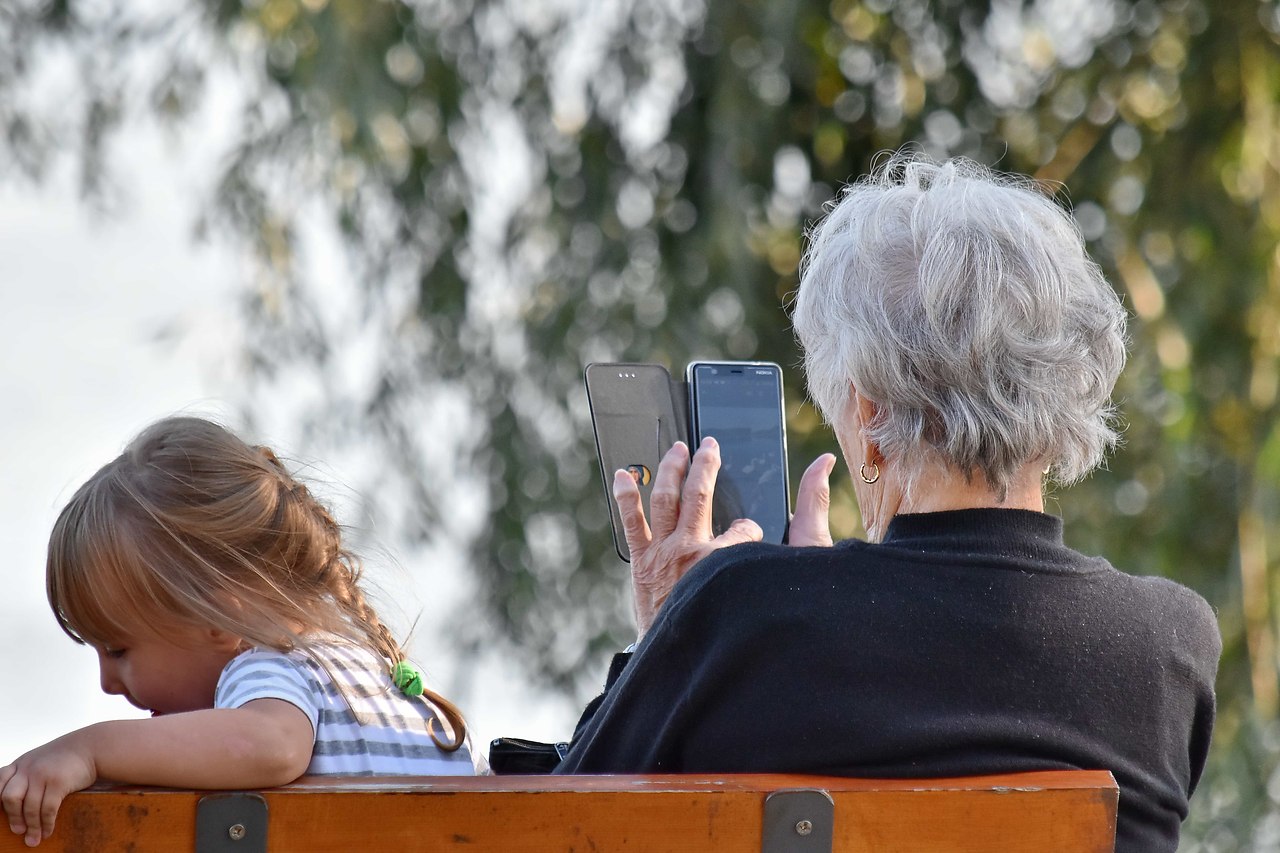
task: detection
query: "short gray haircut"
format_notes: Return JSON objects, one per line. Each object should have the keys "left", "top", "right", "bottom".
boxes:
{"left": 791, "top": 152, "right": 1128, "bottom": 497}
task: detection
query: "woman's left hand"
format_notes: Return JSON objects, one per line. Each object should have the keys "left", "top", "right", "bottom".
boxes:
{"left": 787, "top": 453, "right": 837, "bottom": 547}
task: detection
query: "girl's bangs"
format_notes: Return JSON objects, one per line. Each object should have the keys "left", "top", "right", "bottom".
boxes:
{"left": 46, "top": 491, "right": 171, "bottom": 646}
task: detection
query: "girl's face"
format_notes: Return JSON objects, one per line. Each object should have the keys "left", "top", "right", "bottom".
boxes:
{"left": 95, "top": 626, "right": 243, "bottom": 716}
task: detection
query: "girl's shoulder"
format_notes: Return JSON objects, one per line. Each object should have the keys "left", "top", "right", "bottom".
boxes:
{"left": 221, "top": 645, "right": 321, "bottom": 687}
{"left": 219, "top": 640, "right": 395, "bottom": 713}
{"left": 224, "top": 645, "right": 296, "bottom": 669}
{"left": 294, "top": 638, "right": 402, "bottom": 701}
{"left": 223, "top": 641, "right": 377, "bottom": 686}
{"left": 229, "top": 638, "right": 381, "bottom": 669}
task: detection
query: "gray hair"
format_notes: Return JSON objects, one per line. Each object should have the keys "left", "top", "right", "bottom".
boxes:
{"left": 791, "top": 152, "right": 1128, "bottom": 497}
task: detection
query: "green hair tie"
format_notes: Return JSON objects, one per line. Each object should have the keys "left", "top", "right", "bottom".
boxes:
{"left": 391, "top": 661, "right": 424, "bottom": 697}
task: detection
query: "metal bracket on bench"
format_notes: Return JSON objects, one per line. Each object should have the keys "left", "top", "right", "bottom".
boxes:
{"left": 195, "top": 793, "right": 268, "bottom": 853}
{"left": 762, "top": 789, "right": 834, "bottom": 853}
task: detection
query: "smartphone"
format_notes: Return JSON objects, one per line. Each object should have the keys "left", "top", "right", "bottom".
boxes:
{"left": 686, "top": 361, "right": 790, "bottom": 544}
{"left": 584, "top": 363, "right": 688, "bottom": 561}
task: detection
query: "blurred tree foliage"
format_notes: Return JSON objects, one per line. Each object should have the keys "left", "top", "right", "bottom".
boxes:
{"left": 3, "top": 0, "right": 1279, "bottom": 845}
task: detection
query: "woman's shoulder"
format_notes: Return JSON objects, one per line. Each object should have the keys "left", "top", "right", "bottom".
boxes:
{"left": 693, "top": 537, "right": 866, "bottom": 569}
{"left": 1127, "top": 573, "right": 1220, "bottom": 634}
{"left": 1093, "top": 570, "right": 1222, "bottom": 671}
{"left": 680, "top": 540, "right": 803, "bottom": 581}
{"left": 667, "top": 539, "right": 865, "bottom": 611}
{"left": 1100, "top": 566, "right": 1214, "bottom": 616}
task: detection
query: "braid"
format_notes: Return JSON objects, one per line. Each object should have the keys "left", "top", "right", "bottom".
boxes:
{"left": 329, "top": 556, "right": 401, "bottom": 665}
{"left": 419, "top": 690, "right": 469, "bottom": 753}
{"left": 260, "top": 461, "right": 387, "bottom": 658}
{"left": 288, "top": 479, "right": 469, "bottom": 752}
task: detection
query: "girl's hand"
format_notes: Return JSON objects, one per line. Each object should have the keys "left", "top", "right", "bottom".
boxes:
{"left": 788, "top": 453, "right": 837, "bottom": 547}
{"left": 614, "top": 438, "right": 762, "bottom": 641}
{"left": 0, "top": 733, "right": 96, "bottom": 847}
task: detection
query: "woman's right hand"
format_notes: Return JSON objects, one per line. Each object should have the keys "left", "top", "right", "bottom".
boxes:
{"left": 613, "top": 438, "right": 763, "bottom": 641}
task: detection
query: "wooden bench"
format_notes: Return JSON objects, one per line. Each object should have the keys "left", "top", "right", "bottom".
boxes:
{"left": 0, "top": 770, "right": 1118, "bottom": 852}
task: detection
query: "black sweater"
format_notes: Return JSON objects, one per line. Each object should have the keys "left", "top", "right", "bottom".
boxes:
{"left": 558, "top": 509, "right": 1220, "bottom": 853}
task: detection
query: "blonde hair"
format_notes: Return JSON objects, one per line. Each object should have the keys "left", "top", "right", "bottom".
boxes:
{"left": 46, "top": 415, "right": 466, "bottom": 751}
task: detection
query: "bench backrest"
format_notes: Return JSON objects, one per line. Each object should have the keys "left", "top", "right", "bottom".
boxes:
{"left": 0, "top": 770, "right": 1118, "bottom": 852}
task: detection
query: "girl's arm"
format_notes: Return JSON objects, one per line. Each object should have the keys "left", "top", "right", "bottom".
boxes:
{"left": 0, "top": 699, "right": 312, "bottom": 847}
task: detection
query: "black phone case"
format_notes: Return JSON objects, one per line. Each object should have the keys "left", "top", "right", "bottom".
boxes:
{"left": 584, "top": 363, "right": 690, "bottom": 561}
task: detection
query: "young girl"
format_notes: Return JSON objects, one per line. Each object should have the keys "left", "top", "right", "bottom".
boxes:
{"left": 0, "top": 416, "right": 477, "bottom": 847}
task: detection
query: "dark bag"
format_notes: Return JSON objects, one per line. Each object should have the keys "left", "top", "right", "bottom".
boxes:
{"left": 488, "top": 737, "right": 570, "bottom": 775}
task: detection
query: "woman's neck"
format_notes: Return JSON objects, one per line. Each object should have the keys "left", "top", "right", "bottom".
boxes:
{"left": 902, "top": 466, "right": 1045, "bottom": 515}
{"left": 859, "top": 462, "right": 1045, "bottom": 542}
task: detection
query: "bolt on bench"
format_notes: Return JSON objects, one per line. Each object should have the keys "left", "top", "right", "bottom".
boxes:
{"left": 0, "top": 770, "right": 1117, "bottom": 852}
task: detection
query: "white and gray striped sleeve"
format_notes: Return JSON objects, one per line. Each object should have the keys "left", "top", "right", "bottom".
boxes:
{"left": 214, "top": 648, "right": 321, "bottom": 738}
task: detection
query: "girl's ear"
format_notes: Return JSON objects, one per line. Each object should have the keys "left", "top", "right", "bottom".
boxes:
{"left": 206, "top": 627, "right": 245, "bottom": 652}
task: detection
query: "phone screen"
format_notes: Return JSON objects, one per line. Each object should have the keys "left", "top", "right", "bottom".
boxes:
{"left": 688, "top": 362, "right": 790, "bottom": 544}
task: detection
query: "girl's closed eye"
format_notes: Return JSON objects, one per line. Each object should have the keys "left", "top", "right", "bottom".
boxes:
{"left": 103, "top": 647, "right": 127, "bottom": 659}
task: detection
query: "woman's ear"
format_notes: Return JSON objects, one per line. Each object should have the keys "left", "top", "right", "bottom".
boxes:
{"left": 850, "top": 387, "right": 884, "bottom": 464}
{"left": 834, "top": 386, "right": 860, "bottom": 464}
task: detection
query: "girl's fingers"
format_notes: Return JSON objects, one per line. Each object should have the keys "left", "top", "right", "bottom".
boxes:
{"left": 37, "top": 784, "right": 61, "bottom": 846}
{"left": 21, "top": 780, "right": 43, "bottom": 846}
{"left": 790, "top": 454, "right": 837, "bottom": 547}
{"left": 612, "top": 468, "right": 653, "bottom": 559}
{"left": 1, "top": 767, "right": 26, "bottom": 836}
{"left": 646, "top": 442, "right": 690, "bottom": 539}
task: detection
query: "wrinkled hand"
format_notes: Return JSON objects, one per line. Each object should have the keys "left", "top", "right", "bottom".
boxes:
{"left": 787, "top": 453, "right": 837, "bottom": 547}
{"left": 1, "top": 734, "right": 97, "bottom": 847}
{"left": 613, "top": 438, "right": 763, "bottom": 640}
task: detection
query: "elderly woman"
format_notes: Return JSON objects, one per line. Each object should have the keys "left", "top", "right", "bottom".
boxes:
{"left": 556, "top": 154, "right": 1220, "bottom": 853}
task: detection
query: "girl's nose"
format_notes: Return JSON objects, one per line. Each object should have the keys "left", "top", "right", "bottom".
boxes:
{"left": 97, "top": 651, "right": 124, "bottom": 695}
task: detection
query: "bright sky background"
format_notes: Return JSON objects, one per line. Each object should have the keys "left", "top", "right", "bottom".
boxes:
{"left": 0, "top": 93, "right": 576, "bottom": 767}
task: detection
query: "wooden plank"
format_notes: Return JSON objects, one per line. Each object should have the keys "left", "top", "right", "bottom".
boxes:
{"left": 837, "top": 785, "right": 1119, "bottom": 852}
{"left": 0, "top": 771, "right": 1117, "bottom": 853}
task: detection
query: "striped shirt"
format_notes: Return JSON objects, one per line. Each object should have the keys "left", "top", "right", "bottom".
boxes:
{"left": 215, "top": 642, "right": 477, "bottom": 776}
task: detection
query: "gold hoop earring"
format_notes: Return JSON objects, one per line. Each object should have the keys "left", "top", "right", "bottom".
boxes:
{"left": 859, "top": 462, "right": 880, "bottom": 484}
